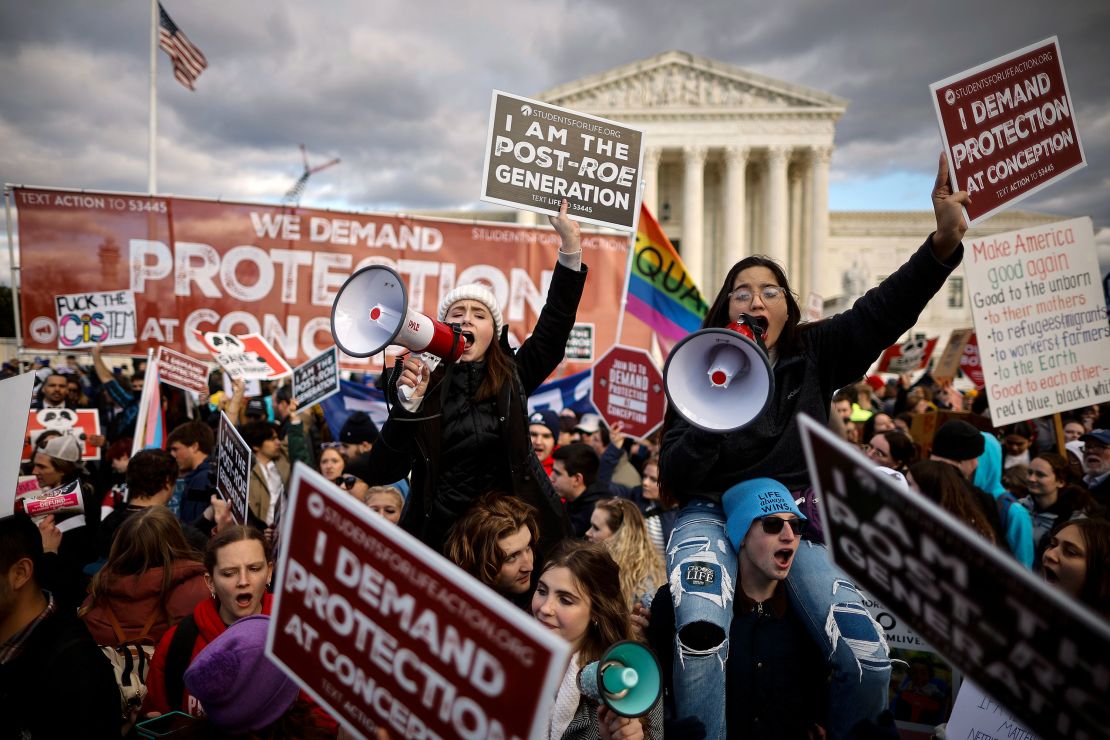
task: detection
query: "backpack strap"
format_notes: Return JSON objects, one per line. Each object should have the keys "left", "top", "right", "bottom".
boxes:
{"left": 164, "top": 614, "right": 199, "bottom": 710}
{"left": 105, "top": 603, "right": 161, "bottom": 645}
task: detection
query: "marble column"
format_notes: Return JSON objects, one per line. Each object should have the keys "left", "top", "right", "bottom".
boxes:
{"left": 643, "top": 147, "right": 662, "bottom": 215}
{"left": 682, "top": 145, "right": 708, "bottom": 289}
{"left": 764, "top": 146, "right": 790, "bottom": 268}
{"left": 722, "top": 146, "right": 749, "bottom": 269}
{"left": 809, "top": 145, "right": 832, "bottom": 300}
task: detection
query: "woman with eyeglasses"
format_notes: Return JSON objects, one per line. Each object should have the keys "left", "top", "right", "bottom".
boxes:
{"left": 866, "top": 429, "right": 917, "bottom": 475}
{"left": 657, "top": 155, "right": 969, "bottom": 738}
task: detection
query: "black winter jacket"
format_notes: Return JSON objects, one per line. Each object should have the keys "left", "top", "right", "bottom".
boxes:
{"left": 368, "top": 261, "right": 586, "bottom": 556}
{"left": 661, "top": 236, "right": 962, "bottom": 499}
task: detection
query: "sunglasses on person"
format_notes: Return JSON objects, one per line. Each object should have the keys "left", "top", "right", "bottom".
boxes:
{"left": 759, "top": 516, "right": 807, "bottom": 536}
{"left": 336, "top": 475, "right": 358, "bottom": 489}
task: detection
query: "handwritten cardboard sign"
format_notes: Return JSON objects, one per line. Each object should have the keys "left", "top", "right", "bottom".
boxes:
{"left": 292, "top": 347, "right": 340, "bottom": 409}
{"left": 946, "top": 681, "right": 1041, "bottom": 740}
{"left": 481, "top": 90, "right": 645, "bottom": 231}
{"left": 54, "top": 290, "right": 137, "bottom": 349}
{"left": 932, "top": 328, "right": 974, "bottom": 384}
{"left": 930, "top": 37, "right": 1086, "bottom": 225}
{"left": 157, "top": 346, "right": 210, "bottom": 394}
{"left": 799, "top": 414, "right": 1110, "bottom": 740}
{"left": 266, "top": 463, "right": 570, "bottom": 740}
{"left": 963, "top": 217, "right": 1110, "bottom": 424}
{"left": 216, "top": 411, "right": 251, "bottom": 524}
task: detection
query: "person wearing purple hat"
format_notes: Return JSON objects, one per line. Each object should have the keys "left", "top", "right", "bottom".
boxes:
{"left": 183, "top": 614, "right": 329, "bottom": 737}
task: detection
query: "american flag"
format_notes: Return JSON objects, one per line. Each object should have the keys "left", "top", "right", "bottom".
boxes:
{"left": 158, "top": 3, "right": 207, "bottom": 90}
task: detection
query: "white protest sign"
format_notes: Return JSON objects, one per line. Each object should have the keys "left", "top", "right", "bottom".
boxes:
{"left": 798, "top": 414, "right": 1110, "bottom": 740}
{"left": 481, "top": 90, "right": 645, "bottom": 231}
{"left": 947, "top": 681, "right": 1041, "bottom": 740}
{"left": 266, "top": 464, "right": 571, "bottom": 740}
{"left": 964, "top": 217, "right": 1110, "bottom": 424}
{"left": 930, "top": 37, "right": 1086, "bottom": 225}
{"left": 216, "top": 411, "right": 251, "bottom": 524}
{"left": 1, "top": 372, "right": 37, "bottom": 514}
{"left": 54, "top": 290, "right": 137, "bottom": 349}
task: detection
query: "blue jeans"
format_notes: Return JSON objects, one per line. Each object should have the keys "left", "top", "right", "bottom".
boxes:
{"left": 666, "top": 499, "right": 890, "bottom": 739}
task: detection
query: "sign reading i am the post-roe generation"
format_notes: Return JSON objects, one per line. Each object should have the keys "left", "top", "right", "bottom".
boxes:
{"left": 481, "top": 91, "right": 645, "bottom": 231}
{"left": 964, "top": 217, "right": 1110, "bottom": 425}
{"left": 930, "top": 37, "right": 1085, "bottom": 225}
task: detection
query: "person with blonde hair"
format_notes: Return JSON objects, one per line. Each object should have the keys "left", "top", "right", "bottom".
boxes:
{"left": 80, "top": 506, "right": 208, "bottom": 646}
{"left": 587, "top": 498, "right": 665, "bottom": 610}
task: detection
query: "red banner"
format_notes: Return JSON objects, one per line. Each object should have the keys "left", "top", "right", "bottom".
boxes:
{"left": 13, "top": 188, "right": 649, "bottom": 374}
{"left": 876, "top": 337, "right": 939, "bottom": 374}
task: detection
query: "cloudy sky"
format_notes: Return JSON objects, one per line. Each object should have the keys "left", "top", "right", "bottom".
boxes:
{"left": 2, "top": 1, "right": 1108, "bottom": 234}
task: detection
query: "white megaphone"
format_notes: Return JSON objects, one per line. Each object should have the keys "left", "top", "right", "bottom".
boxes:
{"left": 663, "top": 314, "right": 774, "bottom": 433}
{"left": 578, "top": 641, "right": 662, "bottom": 718}
{"left": 331, "top": 266, "right": 465, "bottom": 394}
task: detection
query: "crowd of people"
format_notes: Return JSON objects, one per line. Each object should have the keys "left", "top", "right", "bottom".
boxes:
{"left": 2, "top": 174, "right": 1109, "bottom": 740}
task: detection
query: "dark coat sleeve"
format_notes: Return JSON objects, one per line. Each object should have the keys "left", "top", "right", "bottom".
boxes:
{"left": 514, "top": 261, "right": 588, "bottom": 393}
{"left": 805, "top": 235, "right": 963, "bottom": 393}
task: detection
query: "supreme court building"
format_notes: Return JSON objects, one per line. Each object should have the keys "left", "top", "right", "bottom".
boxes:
{"left": 516, "top": 50, "right": 1061, "bottom": 347}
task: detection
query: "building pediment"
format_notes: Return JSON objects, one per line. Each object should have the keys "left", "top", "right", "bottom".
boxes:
{"left": 538, "top": 50, "right": 847, "bottom": 116}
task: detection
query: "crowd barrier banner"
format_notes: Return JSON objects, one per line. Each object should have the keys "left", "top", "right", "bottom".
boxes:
{"left": 293, "top": 346, "right": 340, "bottom": 409}
{"left": 799, "top": 414, "right": 1110, "bottom": 740}
{"left": 53, "top": 290, "right": 137, "bottom": 349}
{"left": 1, "top": 372, "right": 37, "bottom": 514}
{"left": 480, "top": 91, "right": 645, "bottom": 231}
{"left": 12, "top": 187, "right": 647, "bottom": 371}
{"left": 215, "top": 411, "right": 251, "bottom": 523}
{"left": 930, "top": 36, "right": 1086, "bottom": 225}
{"left": 266, "top": 463, "right": 570, "bottom": 740}
{"left": 157, "top": 346, "right": 210, "bottom": 394}
{"left": 963, "top": 216, "right": 1110, "bottom": 425}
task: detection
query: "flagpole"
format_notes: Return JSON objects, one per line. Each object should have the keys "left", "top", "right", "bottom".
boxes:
{"left": 148, "top": 0, "right": 158, "bottom": 194}
{"left": 613, "top": 178, "right": 646, "bottom": 347}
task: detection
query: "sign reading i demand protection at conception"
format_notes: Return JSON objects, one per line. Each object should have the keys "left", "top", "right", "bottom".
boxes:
{"left": 930, "top": 37, "right": 1085, "bottom": 225}
{"left": 481, "top": 91, "right": 645, "bottom": 231}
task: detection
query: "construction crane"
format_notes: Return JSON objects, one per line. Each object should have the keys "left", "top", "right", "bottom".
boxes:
{"left": 282, "top": 144, "right": 340, "bottom": 206}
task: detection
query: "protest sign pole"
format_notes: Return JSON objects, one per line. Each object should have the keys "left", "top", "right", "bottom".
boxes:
{"left": 613, "top": 179, "right": 646, "bottom": 346}
{"left": 1053, "top": 413, "right": 1066, "bottom": 455}
{"left": 3, "top": 188, "right": 22, "bottom": 353}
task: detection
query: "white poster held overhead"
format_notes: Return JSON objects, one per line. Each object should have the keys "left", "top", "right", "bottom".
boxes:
{"left": 964, "top": 216, "right": 1110, "bottom": 425}
{"left": 54, "top": 290, "right": 137, "bottom": 349}
{"left": 1, "top": 373, "right": 38, "bottom": 514}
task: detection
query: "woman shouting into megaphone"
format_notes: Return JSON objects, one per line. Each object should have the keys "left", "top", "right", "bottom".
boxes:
{"left": 657, "top": 154, "right": 970, "bottom": 739}
{"left": 366, "top": 199, "right": 585, "bottom": 558}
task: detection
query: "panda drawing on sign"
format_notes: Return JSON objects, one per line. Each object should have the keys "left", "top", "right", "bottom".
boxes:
{"left": 30, "top": 407, "right": 86, "bottom": 448}
{"left": 203, "top": 331, "right": 271, "bottom": 379}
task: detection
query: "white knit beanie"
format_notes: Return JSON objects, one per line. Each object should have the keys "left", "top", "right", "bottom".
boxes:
{"left": 438, "top": 283, "right": 504, "bottom": 337}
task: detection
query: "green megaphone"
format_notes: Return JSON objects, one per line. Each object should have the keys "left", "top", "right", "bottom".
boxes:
{"left": 577, "top": 641, "right": 662, "bottom": 717}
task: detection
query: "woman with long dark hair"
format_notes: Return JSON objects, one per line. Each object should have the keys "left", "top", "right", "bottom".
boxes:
{"left": 1023, "top": 452, "right": 1101, "bottom": 566}
{"left": 657, "top": 155, "right": 969, "bottom": 738}
{"left": 1042, "top": 517, "right": 1110, "bottom": 618}
{"left": 907, "top": 460, "right": 996, "bottom": 544}
{"left": 368, "top": 201, "right": 586, "bottom": 556}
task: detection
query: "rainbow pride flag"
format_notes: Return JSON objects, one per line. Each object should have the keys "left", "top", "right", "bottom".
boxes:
{"left": 626, "top": 204, "right": 708, "bottom": 343}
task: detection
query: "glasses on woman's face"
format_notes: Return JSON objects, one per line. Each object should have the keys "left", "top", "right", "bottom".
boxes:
{"left": 336, "top": 475, "right": 357, "bottom": 489}
{"left": 729, "top": 286, "right": 787, "bottom": 307}
{"left": 867, "top": 447, "right": 892, "bottom": 462}
{"left": 759, "top": 516, "right": 806, "bottom": 536}
{"left": 320, "top": 442, "right": 344, "bottom": 450}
